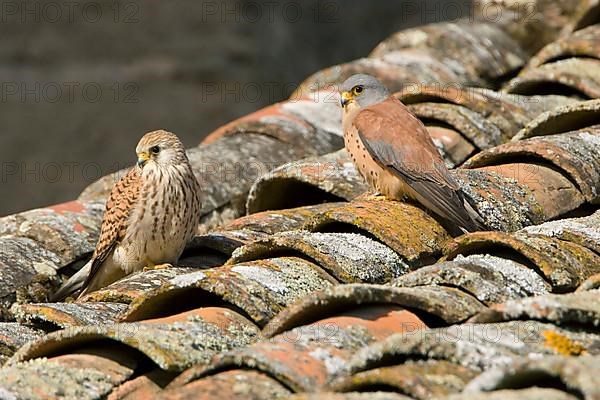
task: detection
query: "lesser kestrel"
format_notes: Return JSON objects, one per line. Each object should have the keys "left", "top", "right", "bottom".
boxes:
{"left": 340, "top": 74, "right": 485, "bottom": 232}
{"left": 53, "top": 130, "right": 202, "bottom": 300}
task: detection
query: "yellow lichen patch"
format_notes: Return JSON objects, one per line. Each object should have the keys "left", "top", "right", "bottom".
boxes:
{"left": 542, "top": 330, "right": 587, "bottom": 356}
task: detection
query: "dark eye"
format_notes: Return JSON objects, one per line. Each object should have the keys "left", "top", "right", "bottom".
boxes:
{"left": 353, "top": 86, "right": 364, "bottom": 95}
{"left": 150, "top": 145, "right": 160, "bottom": 154}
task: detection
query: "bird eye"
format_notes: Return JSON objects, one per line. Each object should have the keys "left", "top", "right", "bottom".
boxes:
{"left": 150, "top": 145, "right": 160, "bottom": 154}
{"left": 353, "top": 86, "right": 364, "bottom": 95}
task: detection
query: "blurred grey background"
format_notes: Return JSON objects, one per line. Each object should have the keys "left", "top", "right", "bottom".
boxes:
{"left": 0, "top": 0, "right": 471, "bottom": 216}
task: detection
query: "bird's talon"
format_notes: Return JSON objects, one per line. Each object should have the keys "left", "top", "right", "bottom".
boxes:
{"left": 367, "top": 194, "right": 388, "bottom": 201}
{"left": 143, "top": 263, "right": 172, "bottom": 271}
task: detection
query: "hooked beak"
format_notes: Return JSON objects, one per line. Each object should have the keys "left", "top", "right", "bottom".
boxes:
{"left": 137, "top": 152, "right": 150, "bottom": 168}
{"left": 340, "top": 91, "right": 353, "bottom": 108}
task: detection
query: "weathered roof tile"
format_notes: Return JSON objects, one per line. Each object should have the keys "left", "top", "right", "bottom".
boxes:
{"left": 10, "top": 302, "right": 128, "bottom": 329}
{"left": 174, "top": 304, "right": 426, "bottom": 393}
{"left": 327, "top": 359, "right": 478, "bottom": 399}
{"left": 246, "top": 150, "right": 368, "bottom": 214}
{"left": 122, "top": 258, "right": 334, "bottom": 326}
{"left": 344, "top": 321, "right": 599, "bottom": 373}
{"left": 228, "top": 231, "right": 408, "bottom": 284}
{"left": 393, "top": 254, "right": 551, "bottom": 305}
{"left": 469, "top": 289, "right": 600, "bottom": 328}
{"left": 444, "top": 231, "right": 600, "bottom": 291}
{"left": 263, "top": 284, "right": 484, "bottom": 338}
{"left": 158, "top": 369, "right": 291, "bottom": 400}
{"left": 463, "top": 355, "right": 600, "bottom": 399}
{"left": 11, "top": 308, "right": 261, "bottom": 372}
{"left": 0, "top": 323, "right": 44, "bottom": 365}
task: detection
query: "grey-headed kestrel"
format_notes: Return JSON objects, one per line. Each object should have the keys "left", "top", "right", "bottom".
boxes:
{"left": 340, "top": 74, "right": 486, "bottom": 232}
{"left": 52, "top": 130, "right": 202, "bottom": 300}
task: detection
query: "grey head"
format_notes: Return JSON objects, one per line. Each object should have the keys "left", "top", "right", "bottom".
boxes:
{"left": 340, "top": 74, "right": 391, "bottom": 108}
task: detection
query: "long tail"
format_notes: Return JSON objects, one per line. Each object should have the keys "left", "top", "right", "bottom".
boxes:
{"left": 50, "top": 260, "right": 91, "bottom": 302}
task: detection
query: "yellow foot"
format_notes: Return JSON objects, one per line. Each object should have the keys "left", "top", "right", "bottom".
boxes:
{"left": 367, "top": 194, "right": 389, "bottom": 201}
{"left": 143, "top": 262, "right": 172, "bottom": 272}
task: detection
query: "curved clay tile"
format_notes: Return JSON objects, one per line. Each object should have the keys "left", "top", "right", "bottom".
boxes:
{"left": 10, "top": 308, "right": 261, "bottom": 372}
{"left": 327, "top": 360, "right": 478, "bottom": 399}
{"left": 464, "top": 355, "right": 600, "bottom": 399}
{"left": 201, "top": 97, "right": 343, "bottom": 151}
{"left": 398, "top": 86, "right": 576, "bottom": 150}
{"left": 121, "top": 258, "right": 335, "bottom": 326}
{"left": 287, "top": 393, "right": 413, "bottom": 400}
{"left": 302, "top": 199, "right": 449, "bottom": 266}
{"left": 0, "top": 201, "right": 104, "bottom": 313}
{"left": 369, "top": 21, "right": 526, "bottom": 84}
{"left": 522, "top": 209, "right": 600, "bottom": 255}
{"left": 0, "top": 323, "right": 44, "bottom": 365}
{"left": 228, "top": 231, "right": 408, "bottom": 284}
{"left": 528, "top": 25, "right": 600, "bottom": 69}
{"left": 158, "top": 369, "right": 291, "bottom": 400}
{"left": 246, "top": 150, "right": 368, "bottom": 214}
{"left": 445, "top": 388, "right": 580, "bottom": 400}
{"left": 425, "top": 125, "right": 476, "bottom": 167}
{"left": 263, "top": 284, "right": 484, "bottom": 338}
{"left": 0, "top": 351, "right": 138, "bottom": 399}
{"left": 222, "top": 203, "right": 341, "bottom": 236}
{"left": 563, "top": 0, "right": 600, "bottom": 33}
{"left": 407, "top": 102, "right": 505, "bottom": 155}
{"left": 345, "top": 321, "right": 599, "bottom": 374}
{"left": 180, "top": 230, "right": 266, "bottom": 267}
{"left": 504, "top": 58, "right": 600, "bottom": 98}
{"left": 469, "top": 289, "right": 600, "bottom": 328}
{"left": 453, "top": 169, "right": 544, "bottom": 232}
{"left": 295, "top": 20, "right": 526, "bottom": 98}
{"left": 473, "top": 0, "right": 583, "bottom": 54}
{"left": 578, "top": 273, "right": 600, "bottom": 292}
{"left": 172, "top": 304, "right": 426, "bottom": 393}
{"left": 78, "top": 268, "right": 196, "bottom": 304}
{"left": 512, "top": 99, "right": 600, "bottom": 140}
{"left": 467, "top": 163, "right": 584, "bottom": 222}
{"left": 109, "top": 369, "right": 175, "bottom": 400}
{"left": 465, "top": 128, "right": 600, "bottom": 204}
{"left": 293, "top": 56, "right": 461, "bottom": 99}
{"left": 443, "top": 231, "right": 600, "bottom": 292}
{"left": 11, "top": 302, "right": 128, "bottom": 329}
{"left": 393, "top": 254, "right": 551, "bottom": 306}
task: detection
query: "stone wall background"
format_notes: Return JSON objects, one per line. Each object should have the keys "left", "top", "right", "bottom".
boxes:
{"left": 0, "top": 0, "right": 471, "bottom": 215}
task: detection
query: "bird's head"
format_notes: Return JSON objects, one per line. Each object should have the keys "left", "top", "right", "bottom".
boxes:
{"left": 340, "top": 74, "right": 390, "bottom": 110}
{"left": 136, "top": 130, "right": 188, "bottom": 169}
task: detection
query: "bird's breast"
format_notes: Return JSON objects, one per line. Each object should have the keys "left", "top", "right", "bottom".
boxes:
{"left": 344, "top": 126, "right": 409, "bottom": 199}
{"left": 119, "top": 166, "right": 200, "bottom": 271}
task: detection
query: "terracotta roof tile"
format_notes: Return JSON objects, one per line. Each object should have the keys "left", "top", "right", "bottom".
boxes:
{"left": 344, "top": 321, "right": 599, "bottom": 373}
{"left": 79, "top": 268, "right": 197, "bottom": 305}
{"left": 11, "top": 308, "right": 260, "bottom": 372}
{"left": 11, "top": 302, "right": 128, "bottom": 329}
{"left": 327, "top": 360, "right": 478, "bottom": 399}
{"left": 0, "top": 323, "right": 44, "bottom": 365}
{"left": 393, "top": 254, "right": 551, "bottom": 305}
{"left": 228, "top": 231, "right": 408, "bottom": 284}
{"left": 469, "top": 289, "right": 600, "bottom": 327}
{"left": 174, "top": 304, "right": 427, "bottom": 393}
{"left": 121, "top": 258, "right": 334, "bottom": 326}
{"left": 462, "top": 355, "right": 600, "bottom": 399}
{"left": 444, "top": 231, "right": 600, "bottom": 291}
{"left": 158, "top": 369, "right": 291, "bottom": 400}
{"left": 2, "top": 5, "right": 600, "bottom": 399}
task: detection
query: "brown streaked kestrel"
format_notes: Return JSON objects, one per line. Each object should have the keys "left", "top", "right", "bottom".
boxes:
{"left": 53, "top": 130, "right": 202, "bottom": 300}
{"left": 340, "top": 74, "right": 486, "bottom": 232}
